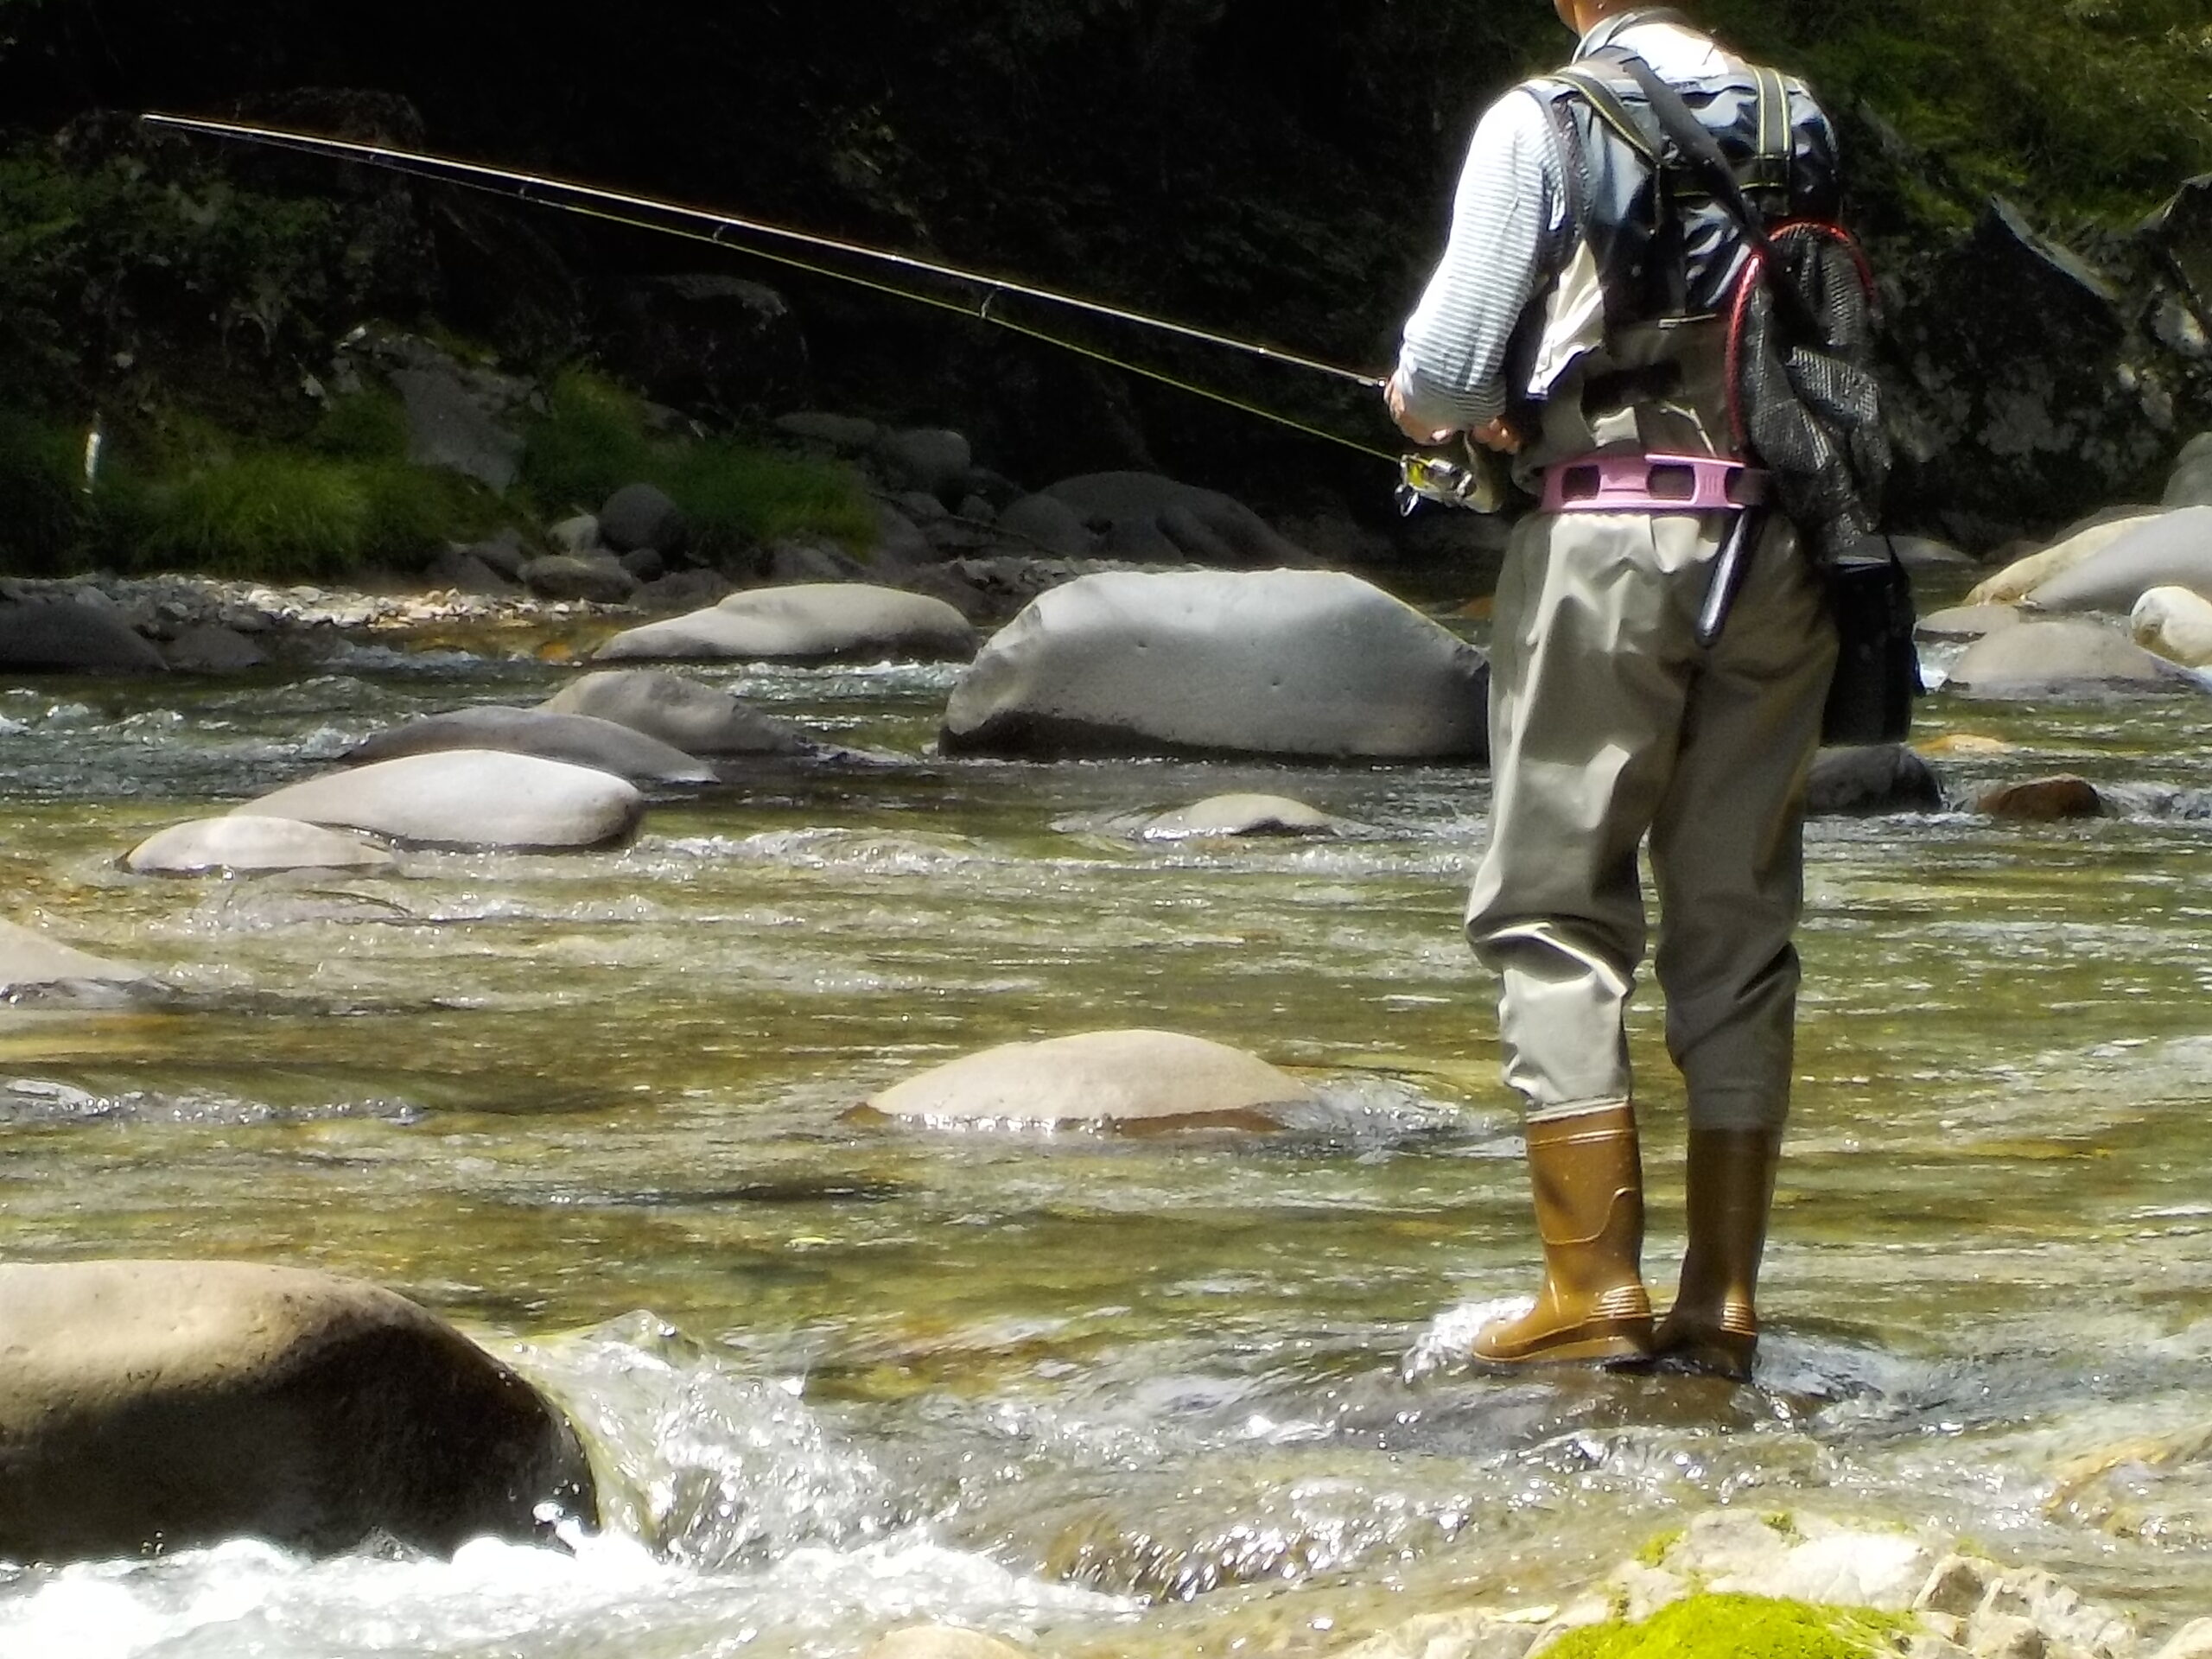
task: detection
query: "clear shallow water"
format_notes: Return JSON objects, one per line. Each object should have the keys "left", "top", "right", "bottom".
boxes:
{"left": 7, "top": 584, "right": 2212, "bottom": 1656}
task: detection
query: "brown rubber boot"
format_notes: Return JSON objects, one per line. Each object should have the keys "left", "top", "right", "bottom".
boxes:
{"left": 1471, "top": 1103, "right": 1655, "bottom": 1365}
{"left": 1654, "top": 1128, "right": 1783, "bottom": 1382}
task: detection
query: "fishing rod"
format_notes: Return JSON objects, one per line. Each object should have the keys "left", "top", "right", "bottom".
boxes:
{"left": 137, "top": 111, "right": 1501, "bottom": 512}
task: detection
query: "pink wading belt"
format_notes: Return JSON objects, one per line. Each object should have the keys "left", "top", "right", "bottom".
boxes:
{"left": 1540, "top": 450, "right": 1768, "bottom": 516}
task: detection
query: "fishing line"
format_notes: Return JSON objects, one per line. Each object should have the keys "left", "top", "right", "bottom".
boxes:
{"left": 138, "top": 112, "right": 1391, "bottom": 430}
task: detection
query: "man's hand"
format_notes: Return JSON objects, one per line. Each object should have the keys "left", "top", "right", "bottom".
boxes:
{"left": 1384, "top": 369, "right": 1457, "bottom": 446}
{"left": 1471, "top": 416, "right": 1522, "bottom": 455}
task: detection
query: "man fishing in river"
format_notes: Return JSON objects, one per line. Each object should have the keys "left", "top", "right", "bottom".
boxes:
{"left": 1385, "top": 0, "right": 1843, "bottom": 1379}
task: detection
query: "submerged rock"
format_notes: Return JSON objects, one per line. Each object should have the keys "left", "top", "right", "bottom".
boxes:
{"left": 1139, "top": 793, "right": 1343, "bottom": 840}
{"left": 346, "top": 706, "right": 716, "bottom": 785}
{"left": 861, "top": 1630, "right": 1030, "bottom": 1659}
{"left": 0, "top": 918, "right": 161, "bottom": 1004}
{"left": 0, "top": 599, "right": 167, "bottom": 675}
{"left": 1977, "top": 776, "right": 2106, "bottom": 821}
{"left": 1805, "top": 746, "right": 1945, "bottom": 816}
{"left": 0, "top": 1260, "right": 594, "bottom": 1562}
{"left": 126, "top": 815, "right": 396, "bottom": 875}
{"left": 941, "top": 569, "right": 1489, "bottom": 761}
{"left": 1947, "top": 620, "right": 2196, "bottom": 698}
{"left": 163, "top": 622, "right": 267, "bottom": 673}
{"left": 1916, "top": 604, "right": 2024, "bottom": 643}
{"left": 238, "top": 751, "right": 644, "bottom": 849}
{"left": 593, "top": 583, "right": 978, "bottom": 664}
{"left": 861, "top": 1029, "right": 1313, "bottom": 1128}
{"left": 2133, "top": 586, "right": 2212, "bottom": 667}
{"left": 543, "top": 669, "right": 813, "bottom": 754}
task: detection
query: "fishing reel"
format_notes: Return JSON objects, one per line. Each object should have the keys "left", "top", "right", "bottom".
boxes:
{"left": 1395, "top": 442, "right": 1513, "bottom": 518}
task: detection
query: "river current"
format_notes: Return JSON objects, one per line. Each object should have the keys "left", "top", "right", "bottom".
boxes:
{"left": 5, "top": 582, "right": 2212, "bottom": 1657}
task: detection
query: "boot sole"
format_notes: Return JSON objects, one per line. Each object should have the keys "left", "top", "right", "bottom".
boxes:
{"left": 1471, "top": 1323, "right": 1656, "bottom": 1368}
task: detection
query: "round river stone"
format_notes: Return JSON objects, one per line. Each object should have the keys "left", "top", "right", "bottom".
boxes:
{"left": 0, "top": 1260, "right": 595, "bottom": 1562}
{"left": 2133, "top": 585, "right": 2212, "bottom": 668}
{"left": 0, "top": 918, "right": 159, "bottom": 1002}
{"left": 1141, "top": 793, "right": 1341, "bottom": 840}
{"left": 940, "top": 569, "right": 1489, "bottom": 761}
{"left": 127, "top": 815, "right": 396, "bottom": 876}
{"left": 863, "top": 1029, "right": 1313, "bottom": 1128}
{"left": 593, "top": 583, "right": 978, "bottom": 664}
{"left": 346, "top": 705, "right": 716, "bottom": 785}
{"left": 543, "top": 669, "right": 813, "bottom": 755}
{"left": 1947, "top": 620, "right": 2196, "bottom": 699}
{"left": 238, "top": 751, "right": 645, "bottom": 849}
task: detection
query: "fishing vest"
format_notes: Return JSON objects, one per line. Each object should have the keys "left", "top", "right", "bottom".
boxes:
{"left": 1508, "top": 22, "right": 1841, "bottom": 478}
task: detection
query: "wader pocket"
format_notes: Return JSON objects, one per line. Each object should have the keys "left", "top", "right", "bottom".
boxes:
{"left": 1821, "top": 543, "right": 1919, "bottom": 746}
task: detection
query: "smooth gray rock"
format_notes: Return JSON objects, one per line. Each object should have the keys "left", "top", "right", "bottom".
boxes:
{"left": 874, "top": 428, "right": 972, "bottom": 502}
{"left": 163, "top": 623, "right": 266, "bottom": 673}
{"left": 0, "top": 1260, "right": 594, "bottom": 1562}
{"left": 998, "top": 493, "right": 1096, "bottom": 556}
{"left": 126, "top": 816, "right": 396, "bottom": 875}
{"left": 549, "top": 513, "right": 601, "bottom": 556}
{"left": 1806, "top": 746, "right": 1945, "bottom": 815}
{"left": 1141, "top": 793, "right": 1342, "bottom": 840}
{"left": 868, "top": 502, "right": 932, "bottom": 569}
{"left": 467, "top": 528, "right": 530, "bottom": 580}
{"left": 775, "top": 411, "right": 879, "bottom": 452}
{"left": 2135, "top": 585, "right": 2212, "bottom": 666}
{"left": 942, "top": 569, "right": 1489, "bottom": 760}
{"left": 0, "top": 600, "right": 167, "bottom": 675}
{"left": 238, "top": 751, "right": 644, "bottom": 849}
{"left": 2166, "top": 432, "right": 2212, "bottom": 509}
{"left": 388, "top": 365, "right": 525, "bottom": 492}
{"left": 1917, "top": 605, "right": 2024, "bottom": 642}
{"left": 1968, "top": 512, "right": 2164, "bottom": 606}
{"left": 425, "top": 547, "right": 515, "bottom": 596}
{"left": 345, "top": 707, "right": 715, "bottom": 785}
{"left": 769, "top": 540, "right": 867, "bottom": 585}
{"left": 519, "top": 555, "right": 639, "bottom": 605}
{"left": 1948, "top": 619, "right": 2197, "bottom": 697}
{"left": 594, "top": 583, "right": 978, "bottom": 664}
{"left": 1044, "top": 472, "right": 1306, "bottom": 566}
{"left": 2025, "top": 507, "right": 2212, "bottom": 613}
{"left": 543, "top": 669, "right": 812, "bottom": 755}
{"left": 861, "top": 1630, "right": 1032, "bottom": 1659}
{"left": 0, "top": 918, "right": 160, "bottom": 1002}
{"left": 619, "top": 546, "right": 665, "bottom": 583}
{"left": 864, "top": 1030, "right": 1313, "bottom": 1128}
{"left": 600, "top": 482, "right": 687, "bottom": 555}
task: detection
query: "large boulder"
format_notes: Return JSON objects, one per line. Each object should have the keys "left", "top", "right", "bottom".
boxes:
{"left": 0, "top": 599, "right": 167, "bottom": 675}
{"left": 237, "top": 751, "right": 644, "bottom": 849}
{"left": 861, "top": 1030, "right": 1313, "bottom": 1128}
{"left": 598, "top": 482, "right": 688, "bottom": 556}
{"left": 345, "top": 706, "right": 715, "bottom": 785}
{"left": 542, "top": 669, "right": 813, "bottom": 755}
{"left": 388, "top": 365, "right": 526, "bottom": 493}
{"left": 1947, "top": 619, "right": 2198, "bottom": 699}
{"left": 0, "top": 918, "right": 161, "bottom": 1003}
{"left": 2024, "top": 507, "right": 2212, "bottom": 613}
{"left": 126, "top": 816, "right": 397, "bottom": 876}
{"left": 1042, "top": 472, "right": 1306, "bottom": 566}
{"left": 2135, "top": 585, "right": 2212, "bottom": 667}
{"left": 1967, "top": 512, "right": 2164, "bottom": 607}
{"left": 0, "top": 1260, "right": 594, "bottom": 1562}
{"left": 593, "top": 584, "right": 979, "bottom": 664}
{"left": 2168, "top": 433, "right": 2212, "bottom": 510}
{"left": 940, "top": 569, "right": 1490, "bottom": 761}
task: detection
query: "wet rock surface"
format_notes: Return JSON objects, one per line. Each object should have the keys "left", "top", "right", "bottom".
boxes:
{"left": 542, "top": 668, "right": 815, "bottom": 755}
{"left": 594, "top": 583, "right": 979, "bottom": 664}
{"left": 345, "top": 705, "right": 716, "bottom": 785}
{"left": 0, "top": 1260, "right": 594, "bottom": 1562}
{"left": 942, "top": 569, "right": 1490, "bottom": 761}
{"left": 861, "top": 1029, "right": 1313, "bottom": 1128}
{"left": 125, "top": 816, "right": 397, "bottom": 876}
{"left": 0, "top": 917, "right": 162, "bottom": 1005}
{"left": 238, "top": 751, "right": 645, "bottom": 849}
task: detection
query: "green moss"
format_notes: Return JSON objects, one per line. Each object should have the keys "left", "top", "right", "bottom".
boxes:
{"left": 1634, "top": 1529, "right": 1688, "bottom": 1569}
{"left": 308, "top": 389, "right": 410, "bottom": 463}
{"left": 1541, "top": 1595, "right": 1910, "bottom": 1659}
{"left": 665, "top": 441, "right": 874, "bottom": 558}
{"left": 523, "top": 366, "right": 872, "bottom": 555}
{"left": 120, "top": 452, "right": 501, "bottom": 580}
{"left": 0, "top": 411, "right": 90, "bottom": 575}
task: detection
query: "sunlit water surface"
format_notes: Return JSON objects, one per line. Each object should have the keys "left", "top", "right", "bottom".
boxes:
{"left": 6, "top": 584, "right": 2212, "bottom": 1657}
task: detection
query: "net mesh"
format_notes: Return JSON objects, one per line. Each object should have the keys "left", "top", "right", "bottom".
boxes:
{"left": 1730, "top": 223, "right": 1891, "bottom": 564}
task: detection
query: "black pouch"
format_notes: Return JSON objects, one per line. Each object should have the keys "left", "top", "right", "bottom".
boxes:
{"left": 1821, "top": 539, "right": 1920, "bottom": 746}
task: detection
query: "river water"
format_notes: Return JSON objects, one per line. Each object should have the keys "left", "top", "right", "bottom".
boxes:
{"left": 5, "top": 579, "right": 2212, "bottom": 1658}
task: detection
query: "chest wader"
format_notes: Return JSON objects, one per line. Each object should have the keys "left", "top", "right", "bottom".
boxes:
{"left": 1467, "top": 48, "right": 1811, "bottom": 1382}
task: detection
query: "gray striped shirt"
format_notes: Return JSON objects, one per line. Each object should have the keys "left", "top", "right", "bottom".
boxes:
{"left": 1394, "top": 13, "right": 1736, "bottom": 434}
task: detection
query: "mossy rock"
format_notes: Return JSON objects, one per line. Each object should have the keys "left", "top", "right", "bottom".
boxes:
{"left": 1541, "top": 1595, "right": 1907, "bottom": 1659}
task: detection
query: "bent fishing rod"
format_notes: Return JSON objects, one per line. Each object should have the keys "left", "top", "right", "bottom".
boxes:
{"left": 138, "top": 111, "right": 1500, "bottom": 513}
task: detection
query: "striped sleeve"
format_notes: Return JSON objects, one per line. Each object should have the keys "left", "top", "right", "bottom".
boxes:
{"left": 1394, "top": 88, "right": 1575, "bottom": 433}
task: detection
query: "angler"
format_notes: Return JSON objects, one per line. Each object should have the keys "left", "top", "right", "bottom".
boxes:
{"left": 1387, "top": 0, "right": 1875, "bottom": 1380}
